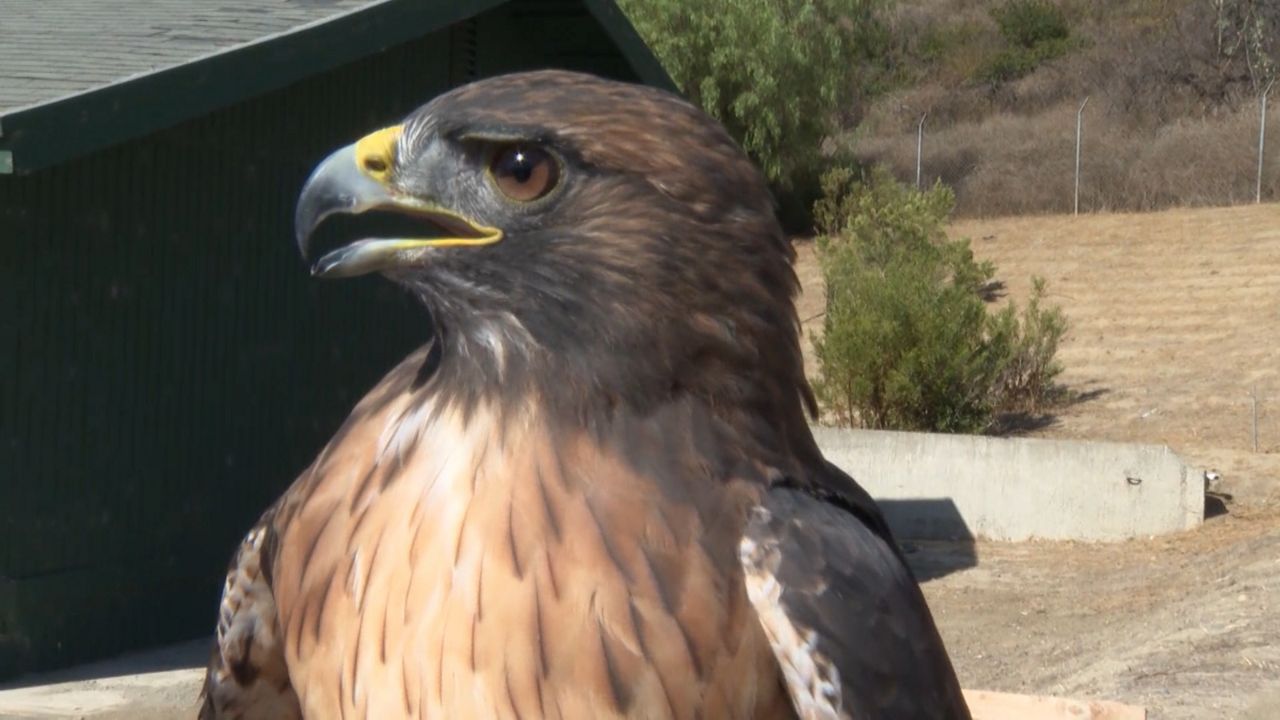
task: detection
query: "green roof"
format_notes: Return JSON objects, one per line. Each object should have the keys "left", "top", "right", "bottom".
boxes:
{"left": 0, "top": 0, "right": 672, "bottom": 174}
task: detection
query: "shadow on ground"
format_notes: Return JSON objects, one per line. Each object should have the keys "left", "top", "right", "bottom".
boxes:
{"left": 1205, "top": 490, "right": 1232, "bottom": 520}
{"left": 992, "top": 387, "right": 1111, "bottom": 436}
{"left": 979, "top": 279, "right": 1008, "bottom": 302}
{"left": 0, "top": 639, "right": 207, "bottom": 692}
{"left": 902, "top": 540, "right": 980, "bottom": 584}
{"left": 880, "top": 498, "right": 978, "bottom": 583}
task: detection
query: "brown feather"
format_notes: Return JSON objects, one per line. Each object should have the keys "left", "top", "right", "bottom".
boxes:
{"left": 198, "top": 514, "right": 301, "bottom": 720}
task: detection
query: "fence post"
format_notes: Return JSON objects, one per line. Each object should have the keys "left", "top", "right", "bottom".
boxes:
{"left": 1258, "top": 79, "right": 1275, "bottom": 204}
{"left": 1075, "top": 97, "right": 1089, "bottom": 215}
{"left": 916, "top": 112, "right": 928, "bottom": 189}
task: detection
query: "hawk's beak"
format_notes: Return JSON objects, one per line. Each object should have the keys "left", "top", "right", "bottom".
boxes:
{"left": 295, "top": 125, "right": 503, "bottom": 279}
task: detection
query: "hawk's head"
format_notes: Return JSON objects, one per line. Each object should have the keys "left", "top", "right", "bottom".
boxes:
{"left": 297, "top": 70, "right": 815, "bottom": 450}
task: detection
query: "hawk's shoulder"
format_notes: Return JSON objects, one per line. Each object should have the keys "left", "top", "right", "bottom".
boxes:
{"left": 739, "top": 469, "right": 971, "bottom": 720}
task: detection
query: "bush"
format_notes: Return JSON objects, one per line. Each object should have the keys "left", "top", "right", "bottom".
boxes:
{"left": 977, "top": 47, "right": 1041, "bottom": 85}
{"left": 812, "top": 167, "right": 1067, "bottom": 432}
{"left": 813, "top": 167, "right": 1003, "bottom": 432}
{"left": 915, "top": 20, "right": 992, "bottom": 79}
{"left": 988, "top": 277, "right": 1068, "bottom": 412}
{"left": 976, "top": 37, "right": 1074, "bottom": 84}
{"left": 991, "top": 0, "right": 1069, "bottom": 49}
{"left": 814, "top": 166, "right": 995, "bottom": 314}
{"left": 617, "top": 0, "right": 890, "bottom": 192}
{"left": 972, "top": 0, "right": 1074, "bottom": 85}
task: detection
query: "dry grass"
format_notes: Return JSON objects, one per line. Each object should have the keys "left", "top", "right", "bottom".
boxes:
{"left": 797, "top": 202, "right": 1280, "bottom": 503}
{"left": 854, "top": 102, "right": 1279, "bottom": 216}
{"left": 853, "top": 0, "right": 1280, "bottom": 217}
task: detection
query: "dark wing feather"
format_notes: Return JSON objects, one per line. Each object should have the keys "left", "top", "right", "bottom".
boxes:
{"left": 740, "top": 481, "right": 971, "bottom": 720}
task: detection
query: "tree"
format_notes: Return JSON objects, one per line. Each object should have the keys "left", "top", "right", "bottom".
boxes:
{"left": 618, "top": 0, "right": 889, "bottom": 190}
{"left": 1208, "top": 0, "right": 1277, "bottom": 92}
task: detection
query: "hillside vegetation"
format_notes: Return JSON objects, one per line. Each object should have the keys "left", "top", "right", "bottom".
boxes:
{"left": 848, "top": 0, "right": 1280, "bottom": 216}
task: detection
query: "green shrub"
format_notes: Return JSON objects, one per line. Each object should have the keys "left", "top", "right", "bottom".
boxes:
{"left": 917, "top": 21, "right": 989, "bottom": 68}
{"left": 617, "top": 0, "right": 890, "bottom": 192}
{"left": 977, "top": 47, "right": 1035, "bottom": 84}
{"left": 989, "top": 277, "right": 1068, "bottom": 413}
{"left": 991, "top": 0, "right": 1069, "bottom": 49}
{"left": 975, "top": 1, "right": 1074, "bottom": 84}
{"left": 814, "top": 167, "right": 1003, "bottom": 432}
{"left": 812, "top": 167, "right": 1067, "bottom": 432}
{"left": 976, "top": 37, "right": 1074, "bottom": 83}
{"left": 814, "top": 167, "right": 996, "bottom": 311}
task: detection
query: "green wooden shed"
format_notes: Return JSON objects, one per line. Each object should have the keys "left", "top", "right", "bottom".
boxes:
{"left": 0, "top": 0, "right": 671, "bottom": 679}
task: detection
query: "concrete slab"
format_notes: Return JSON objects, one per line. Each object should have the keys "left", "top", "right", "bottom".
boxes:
{"left": 814, "top": 427, "right": 1204, "bottom": 541}
{"left": 0, "top": 640, "right": 205, "bottom": 719}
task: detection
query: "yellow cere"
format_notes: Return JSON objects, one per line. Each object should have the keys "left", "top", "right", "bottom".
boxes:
{"left": 351, "top": 125, "right": 503, "bottom": 248}
{"left": 354, "top": 125, "right": 403, "bottom": 184}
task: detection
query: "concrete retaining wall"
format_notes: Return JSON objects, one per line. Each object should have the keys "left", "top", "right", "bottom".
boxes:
{"left": 812, "top": 427, "right": 1204, "bottom": 541}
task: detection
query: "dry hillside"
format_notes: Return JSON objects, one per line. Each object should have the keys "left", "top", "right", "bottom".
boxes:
{"left": 851, "top": 0, "right": 1280, "bottom": 216}
{"left": 797, "top": 202, "right": 1280, "bottom": 504}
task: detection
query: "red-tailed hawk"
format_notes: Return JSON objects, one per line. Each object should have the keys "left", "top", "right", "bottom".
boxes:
{"left": 199, "top": 70, "right": 970, "bottom": 719}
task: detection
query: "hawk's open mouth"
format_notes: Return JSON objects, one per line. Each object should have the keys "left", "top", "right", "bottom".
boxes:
{"left": 295, "top": 136, "right": 502, "bottom": 279}
{"left": 307, "top": 205, "right": 501, "bottom": 278}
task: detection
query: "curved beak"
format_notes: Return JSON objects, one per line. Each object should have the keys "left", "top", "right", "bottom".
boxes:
{"left": 295, "top": 125, "right": 502, "bottom": 279}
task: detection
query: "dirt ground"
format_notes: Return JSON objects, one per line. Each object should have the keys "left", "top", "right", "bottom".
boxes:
{"left": 3, "top": 205, "right": 1278, "bottom": 719}
{"left": 921, "top": 504, "right": 1280, "bottom": 719}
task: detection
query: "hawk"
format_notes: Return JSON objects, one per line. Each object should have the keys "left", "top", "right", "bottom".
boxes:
{"left": 199, "top": 70, "right": 970, "bottom": 719}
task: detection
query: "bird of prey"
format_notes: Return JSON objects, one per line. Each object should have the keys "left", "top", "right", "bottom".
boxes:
{"left": 199, "top": 70, "right": 970, "bottom": 720}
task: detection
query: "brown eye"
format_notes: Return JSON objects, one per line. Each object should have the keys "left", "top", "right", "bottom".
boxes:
{"left": 489, "top": 145, "right": 559, "bottom": 202}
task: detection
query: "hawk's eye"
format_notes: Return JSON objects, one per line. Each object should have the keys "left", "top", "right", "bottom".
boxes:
{"left": 488, "top": 145, "right": 559, "bottom": 202}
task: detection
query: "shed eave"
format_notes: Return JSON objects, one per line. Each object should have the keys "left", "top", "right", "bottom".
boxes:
{"left": 580, "top": 0, "right": 677, "bottom": 93}
{"left": 0, "top": 0, "right": 509, "bottom": 175}
{"left": 0, "top": 0, "right": 675, "bottom": 177}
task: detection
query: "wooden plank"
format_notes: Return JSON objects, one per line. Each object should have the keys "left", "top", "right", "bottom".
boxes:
{"left": 963, "top": 689, "right": 1147, "bottom": 720}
